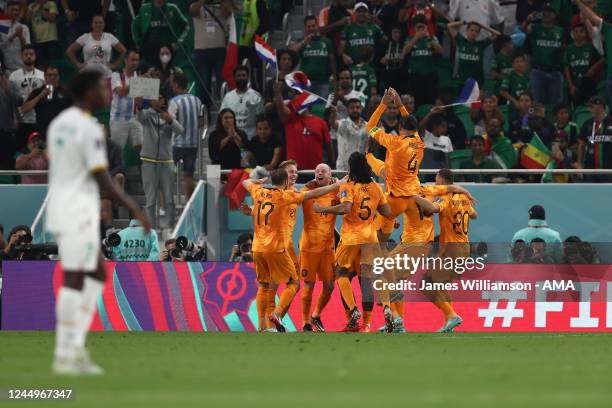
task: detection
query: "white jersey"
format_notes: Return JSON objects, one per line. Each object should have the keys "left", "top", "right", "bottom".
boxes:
{"left": 46, "top": 107, "right": 108, "bottom": 234}
{"left": 8, "top": 67, "right": 45, "bottom": 124}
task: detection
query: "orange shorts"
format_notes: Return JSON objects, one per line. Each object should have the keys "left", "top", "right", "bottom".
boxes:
{"left": 253, "top": 250, "right": 298, "bottom": 284}
{"left": 379, "top": 194, "right": 417, "bottom": 235}
{"left": 287, "top": 242, "right": 300, "bottom": 273}
{"left": 425, "top": 243, "right": 471, "bottom": 283}
{"left": 335, "top": 243, "right": 377, "bottom": 276}
{"left": 300, "top": 250, "right": 335, "bottom": 282}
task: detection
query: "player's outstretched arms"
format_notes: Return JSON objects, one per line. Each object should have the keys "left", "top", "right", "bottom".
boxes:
{"left": 242, "top": 177, "right": 267, "bottom": 190}
{"left": 447, "top": 185, "right": 477, "bottom": 203}
{"left": 415, "top": 195, "right": 439, "bottom": 216}
{"left": 93, "top": 169, "right": 151, "bottom": 233}
{"left": 377, "top": 203, "right": 392, "bottom": 218}
{"left": 303, "top": 177, "right": 347, "bottom": 201}
{"left": 366, "top": 90, "right": 390, "bottom": 132}
{"left": 313, "top": 202, "right": 351, "bottom": 215}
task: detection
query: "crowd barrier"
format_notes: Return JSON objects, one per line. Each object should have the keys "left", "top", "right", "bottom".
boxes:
{"left": 2, "top": 261, "right": 612, "bottom": 332}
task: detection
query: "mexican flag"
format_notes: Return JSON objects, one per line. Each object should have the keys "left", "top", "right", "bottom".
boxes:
{"left": 520, "top": 134, "right": 551, "bottom": 169}
{"left": 222, "top": 13, "right": 239, "bottom": 90}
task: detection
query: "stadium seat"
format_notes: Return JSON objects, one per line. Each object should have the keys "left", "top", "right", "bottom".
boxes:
{"left": 454, "top": 106, "right": 475, "bottom": 138}
{"left": 415, "top": 104, "right": 434, "bottom": 119}
{"left": 449, "top": 149, "right": 472, "bottom": 168}
{"left": 573, "top": 105, "right": 591, "bottom": 130}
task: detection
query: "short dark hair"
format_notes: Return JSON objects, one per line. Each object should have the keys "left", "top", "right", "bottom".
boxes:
{"left": 9, "top": 224, "right": 31, "bottom": 238}
{"left": 233, "top": 65, "right": 249, "bottom": 77}
{"left": 304, "top": 14, "right": 316, "bottom": 25}
{"left": 512, "top": 51, "right": 526, "bottom": 62}
{"left": 237, "top": 233, "right": 253, "bottom": 245}
{"left": 173, "top": 71, "right": 189, "bottom": 90}
{"left": 346, "top": 98, "right": 362, "bottom": 107}
{"left": 339, "top": 68, "right": 352, "bottom": 79}
{"left": 553, "top": 103, "right": 570, "bottom": 115}
{"left": 471, "top": 135, "right": 485, "bottom": 145}
{"left": 531, "top": 237, "right": 546, "bottom": 244}
{"left": 125, "top": 49, "right": 140, "bottom": 58}
{"left": 45, "top": 65, "right": 59, "bottom": 74}
{"left": 518, "top": 91, "right": 532, "bottom": 100}
{"left": 277, "top": 49, "right": 298, "bottom": 70}
{"left": 21, "top": 44, "right": 35, "bottom": 53}
{"left": 270, "top": 168, "right": 289, "bottom": 186}
{"left": 255, "top": 114, "right": 269, "bottom": 126}
{"left": 494, "top": 34, "right": 512, "bottom": 52}
{"left": 430, "top": 114, "right": 447, "bottom": 129}
{"left": 466, "top": 21, "right": 481, "bottom": 30}
{"left": 437, "top": 168, "right": 454, "bottom": 183}
{"left": 348, "top": 152, "right": 372, "bottom": 184}
{"left": 412, "top": 14, "right": 428, "bottom": 27}
{"left": 400, "top": 115, "right": 418, "bottom": 131}
{"left": 165, "top": 238, "right": 176, "bottom": 248}
{"left": 70, "top": 69, "right": 104, "bottom": 101}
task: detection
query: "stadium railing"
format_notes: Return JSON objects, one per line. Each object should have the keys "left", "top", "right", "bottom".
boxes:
{"left": 172, "top": 179, "right": 206, "bottom": 250}
{"left": 30, "top": 191, "right": 51, "bottom": 244}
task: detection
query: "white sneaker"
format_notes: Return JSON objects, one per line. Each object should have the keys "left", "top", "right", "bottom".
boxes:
{"left": 52, "top": 357, "right": 82, "bottom": 375}
{"left": 74, "top": 348, "right": 105, "bottom": 375}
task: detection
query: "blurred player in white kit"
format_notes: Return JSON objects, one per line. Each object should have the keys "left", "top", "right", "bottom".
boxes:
{"left": 46, "top": 70, "right": 151, "bottom": 375}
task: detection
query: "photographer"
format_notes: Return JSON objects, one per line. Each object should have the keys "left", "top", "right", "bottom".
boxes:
{"left": 111, "top": 219, "right": 160, "bottom": 261}
{"left": 15, "top": 132, "right": 47, "bottom": 184}
{"left": 160, "top": 238, "right": 185, "bottom": 262}
{"left": 229, "top": 233, "right": 253, "bottom": 262}
{"left": 136, "top": 93, "right": 182, "bottom": 230}
{"left": 1, "top": 224, "right": 49, "bottom": 260}
{"left": 562, "top": 236, "right": 601, "bottom": 265}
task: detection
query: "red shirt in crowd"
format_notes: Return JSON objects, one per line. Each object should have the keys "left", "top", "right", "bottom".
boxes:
{"left": 405, "top": 6, "right": 437, "bottom": 37}
{"left": 283, "top": 111, "right": 331, "bottom": 169}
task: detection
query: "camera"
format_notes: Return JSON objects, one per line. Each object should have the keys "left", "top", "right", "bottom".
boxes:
{"left": 175, "top": 235, "right": 206, "bottom": 260}
{"left": 13, "top": 233, "right": 58, "bottom": 259}
{"left": 102, "top": 230, "right": 122, "bottom": 259}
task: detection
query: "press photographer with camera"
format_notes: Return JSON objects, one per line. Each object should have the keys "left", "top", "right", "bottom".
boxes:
{"left": 160, "top": 236, "right": 205, "bottom": 261}
{"left": 229, "top": 232, "right": 253, "bottom": 262}
{"left": 1, "top": 224, "right": 55, "bottom": 261}
{"left": 15, "top": 131, "right": 48, "bottom": 184}
{"left": 161, "top": 238, "right": 185, "bottom": 262}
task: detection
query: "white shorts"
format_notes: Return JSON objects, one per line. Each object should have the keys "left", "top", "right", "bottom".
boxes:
{"left": 55, "top": 222, "right": 101, "bottom": 272}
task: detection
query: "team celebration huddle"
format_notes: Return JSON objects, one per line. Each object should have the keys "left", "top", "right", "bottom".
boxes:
{"left": 244, "top": 87, "right": 477, "bottom": 334}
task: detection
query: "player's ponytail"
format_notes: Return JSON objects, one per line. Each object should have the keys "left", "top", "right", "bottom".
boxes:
{"left": 348, "top": 152, "right": 373, "bottom": 184}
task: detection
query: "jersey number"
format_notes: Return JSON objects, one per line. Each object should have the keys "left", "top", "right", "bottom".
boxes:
{"left": 358, "top": 197, "right": 372, "bottom": 220}
{"left": 452, "top": 211, "right": 470, "bottom": 235}
{"left": 408, "top": 153, "right": 418, "bottom": 173}
{"left": 353, "top": 78, "right": 368, "bottom": 94}
{"left": 256, "top": 201, "right": 275, "bottom": 226}
{"left": 124, "top": 239, "right": 145, "bottom": 248}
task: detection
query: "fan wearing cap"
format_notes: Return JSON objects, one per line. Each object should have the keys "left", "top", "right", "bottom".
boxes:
{"left": 577, "top": 95, "right": 612, "bottom": 178}
{"left": 512, "top": 205, "right": 562, "bottom": 262}
{"left": 15, "top": 131, "right": 48, "bottom": 184}
{"left": 521, "top": 3, "right": 565, "bottom": 106}
{"left": 339, "top": 2, "right": 386, "bottom": 67}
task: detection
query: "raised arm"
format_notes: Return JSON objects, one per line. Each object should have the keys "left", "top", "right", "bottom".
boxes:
{"left": 574, "top": 0, "right": 603, "bottom": 26}
{"left": 415, "top": 195, "right": 439, "bottom": 216}
{"left": 313, "top": 201, "right": 351, "bottom": 215}
{"left": 303, "top": 179, "right": 344, "bottom": 200}
{"left": 377, "top": 202, "right": 392, "bottom": 217}
{"left": 273, "top": 81, "right": 290, "bottom": 123}
{"left": 446, "top": 20, "right": 463, "bottom": 39}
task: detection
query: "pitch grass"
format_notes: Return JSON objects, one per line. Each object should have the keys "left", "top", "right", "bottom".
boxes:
{"left": 1, "top": 332, "right": 611, "bottom": 407}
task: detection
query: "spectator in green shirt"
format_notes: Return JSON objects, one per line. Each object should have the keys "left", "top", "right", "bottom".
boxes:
{"left": 291, "top": 15, "right": 337, "bottom": 99}
{"left": 401, "top": 15, "right": 442, "bottom": 106}
{"left": 447, "top": 20, "right": 500, "bottom": 86}
{"left": 339, "top": 2, "right": 386, "bottom": 67}
{"left": 500, "top": 52, "right": 531, "bottom": 121}
{"left": 457, "top": 135, "right": 500, "bottom": 182}
{"left": 350, "top": 47, "right": 378, "bottom": 100}
{"left": 521, "top": 4, "right": 565, "bottom": 106}
{"left": 490, "top": 34, "right": 514, "bottom": 100}
{"left": 563, "top": 23, "right": 604, "bottom": 107}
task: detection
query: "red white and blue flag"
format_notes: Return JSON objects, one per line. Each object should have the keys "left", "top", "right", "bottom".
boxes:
{"left": 288, "top": 91, "right": 323, "bottom": 114}
{"left": 254, "top": 35, "right": 277, "bottom": 70}
{"left": 0, "top": 13, "right": 11, "bottom": 35}
{"left": 455, "top": 78, "right": 481, "bottom": 109}
{"left": 284, "top": 71, "right": 311, "bottom": 93}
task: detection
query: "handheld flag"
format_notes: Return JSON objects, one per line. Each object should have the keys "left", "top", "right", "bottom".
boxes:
{"left": 455, "top": 78, "right": 481, "bottom": 109}
{"left": 223, "top": 169, "right": 250, "bottom": 210}
{"left": 0, "top": 13, "right": 11, "bottom": 35}
{"left": 222, "top": 14, "right": 239, "bottom": 89}
{"left": 254, "top": 35, "right": 277, "bottom": 70}
{"left": 520, "top": 134, "right": 551, "bottom": 169}
{"left": 287, "top": 91, "right": 324, "bottom": 114}
{"left": 284, "top": 71, "right": 312, "bottom": 93}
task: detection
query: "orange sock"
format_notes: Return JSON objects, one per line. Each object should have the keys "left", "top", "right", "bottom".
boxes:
{"left": 363, "top": 310, "right": 372, "bottom": 325}
{"left": 256, "top": 286, "right": 268, "bottom": 331}
{"left": 337, "top": 277, "right": 356, "bottom": 310}
{"left": 433, "top": 301, "right": 456, "bottom": 320}
{"left": 392, "top": 301, "right": 404, "bottom": 320}
{"left": 314, "top": 289, "right": 332, "bottom": 317}
{"left": 301, "top": 285, "right": 313, "bottom": 324}
{"left": 275, "top": 283, "right": 298, "bottom": 316}
{"left": 265, "top": 288, "right": 277, "bottom": 328}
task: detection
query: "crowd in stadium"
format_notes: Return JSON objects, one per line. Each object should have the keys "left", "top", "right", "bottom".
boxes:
{"left": 1, "top": 0, "right": 612, "bottom": 191}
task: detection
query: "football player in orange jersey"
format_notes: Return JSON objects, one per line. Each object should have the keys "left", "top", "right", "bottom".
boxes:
{"left": 243, "top": 169, "right": 344, "bottom": 332}
{"left": 366, "top": 87, "right": 425, "bottom": 245}
{"left": 416, "top": 169, "right": 478, "bottom": 333}
{"left": 299, "top": 163, "right": 338, "bottom": 332}
{"left": 313, "top": 153, "right": 391, "bottom": 331}
{"left": 366, "top": 153, "right": 474, "bottom": 332}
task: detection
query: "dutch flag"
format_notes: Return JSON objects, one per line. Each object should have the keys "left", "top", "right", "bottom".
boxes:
{"left": 0, "top": 13, "right": 11, "bottom": 35}
{"left": 254, "top": 35, "right": 277, "bottom": 70}
{"left": 284, "top": 71, "right": 311, "bottom": 93}
{"left": 455, "top": 78, "right": 481, "bottom": 109}
{"left": 288, "top": 91, "right": 323, "bottom": 115}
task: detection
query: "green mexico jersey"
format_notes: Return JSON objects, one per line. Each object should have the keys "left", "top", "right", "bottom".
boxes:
{"left": 529, "top": 23, "right": 564, "bottom": 70}
{"left": 341, "top": 23, "right": 383, "bottom": 62}
{"left": 404, "top": 36, "right": 439, "bottom": 75}
{"left": 500, "top": 71, "right": 530, "bottom": 98}
{"left": 491, "top": 52, "right": 514, "bottom": 92}
{"left": 300, "top": 36, "right": 334, "bottom": 84}
{"left": 350, "top": 63, "right": 377, "bottom": 98}
{"left": 564, "top": 43, "right": 598, "bottom": 82}
{"left": 455, "top": 35, "right": 491, "bottom": 84}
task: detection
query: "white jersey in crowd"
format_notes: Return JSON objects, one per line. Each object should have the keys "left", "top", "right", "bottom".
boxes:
{"left": 335, "top": 117, "right": 368, "bottom": 171}
{"left": 220, "top": 88, "right": 264, "bottom": 140}
{"left": 8, "top": 67, "right": 45, "bottom": 124}
{"left": 46, "top": 107, "right": 108, "bottom": 235}
{"left": 76, "top": 32, "right": 119, "bottom": 78}
{"left": 423, "top": 131, "right": 454, "bottom": 154}
{"left": 110, "top": 70, "right": 138, "bottom": 121}
{"left": 325, "top": 89, "right": 367, "bottom": 140}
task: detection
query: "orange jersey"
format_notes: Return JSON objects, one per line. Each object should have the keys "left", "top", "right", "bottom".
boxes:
{"left": 246, "top": 184, "right": 305, "bottom": 252}
{"left": 367, "top": 104, "right": 424, "bottom": 197}
{"left": 283, "top": 186, "right": 299, "bottom": 245}
{"left": 338, "top": 181, "right": 387, "bottom": 245}
{"left": 402, "top": 185, "right": 448, "bottom": 244}
{"left": 299, "top": 186, "right": 338, "bottom": 253}
{"left": 438, "top": 193, "right": 475, "bottom": 243}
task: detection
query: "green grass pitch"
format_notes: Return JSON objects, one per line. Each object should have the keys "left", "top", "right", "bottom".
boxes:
{"left": 1, "top": 332, "right": 611, "bottom": 407}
